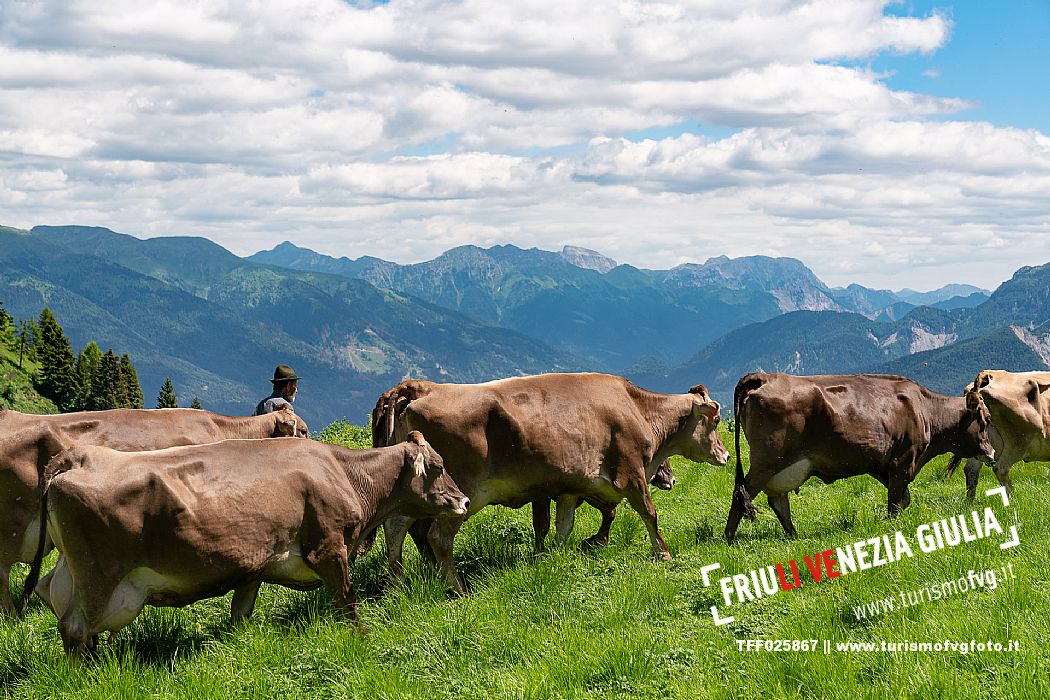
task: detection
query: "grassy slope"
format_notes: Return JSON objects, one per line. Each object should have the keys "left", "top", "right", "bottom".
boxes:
{"left": 0, "top": 345, "right": 57, "bottom": 414}
{"left": 3, "top": 424, "right": 1047, "bottom": 699}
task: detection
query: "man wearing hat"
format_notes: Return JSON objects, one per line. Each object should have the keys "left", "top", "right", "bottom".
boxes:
{"left": 253, "top": 364, "right": 302, "bottom": 416}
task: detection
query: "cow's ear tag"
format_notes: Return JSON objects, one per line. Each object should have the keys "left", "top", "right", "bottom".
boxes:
{"left": 412, "top": 449, "right": 426, "bottom": 477}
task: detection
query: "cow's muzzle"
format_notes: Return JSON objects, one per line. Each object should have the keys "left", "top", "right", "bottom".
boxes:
{"left": 451, "top": 497, "right": 470, "bottom": 516}
{"left": 653, "top": 476, "right": 675, "bottom": 490}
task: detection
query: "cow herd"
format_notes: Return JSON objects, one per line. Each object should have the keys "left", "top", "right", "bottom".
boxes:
{"left": 1, "top": 369, "right": 1046, "bottom": 657}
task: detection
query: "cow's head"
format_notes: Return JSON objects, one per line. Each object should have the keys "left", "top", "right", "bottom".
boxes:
{"left": 960, "top": 388, "right": 994, "bottom": 462}
{"left": 273, "top": 404, "right": 309, "bottom": 438}
{"left": 680, "top": 385, "right": 730, "bottom": 466}
{"left": 651, "top": 459, "right": 676, "bottom": 490}
{"left": 401, "top": 431, "right": 470, "bottom": 517}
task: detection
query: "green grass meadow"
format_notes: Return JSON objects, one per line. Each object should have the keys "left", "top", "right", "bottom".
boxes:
{"left": 2, "top": 421, "right": 1048, "bottom": 699}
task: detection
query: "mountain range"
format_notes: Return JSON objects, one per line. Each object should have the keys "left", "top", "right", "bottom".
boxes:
{"left": 4, "top": 223, "right": 1042, "bottom": 425}
{"left": 0, "top": 226, "right": 579, "bottom": 426}
{"left": 249, "top": 241, "right": 989, "bottom": 372}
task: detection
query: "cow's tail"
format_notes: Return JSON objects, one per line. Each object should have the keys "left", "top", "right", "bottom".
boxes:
{"left": 19, "top": 449, "right": 83, "bottom": 617}
{"left": 732, "top": 375, "right": 761, "bottom": 522}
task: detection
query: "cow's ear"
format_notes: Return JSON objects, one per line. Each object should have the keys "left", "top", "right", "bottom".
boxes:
{"left": 694, "top": 399, "right": 719, "bottom": 419}
{"left": 1027, "top": 381, "right": 1050, "bottom": 403}
{"left": 412, "top": 448, "right": 426, "bottom": 477}
{"left": 964, "top": 388, "right": 982, "bottom": 412}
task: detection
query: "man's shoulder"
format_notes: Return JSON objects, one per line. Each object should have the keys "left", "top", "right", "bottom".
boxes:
{"left": 255, "top": 395, "right": 291, "bottom": 415}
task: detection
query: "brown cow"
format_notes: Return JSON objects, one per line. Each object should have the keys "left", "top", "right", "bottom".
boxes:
{"left": 947, "top": 370, "right": 1050, "bottom": 500}
{"left": 2, "top": 405, "right": 308, "bottom": 618}
{"left": 530, "top": 459, "right": 677, "bottom": 553}
{"left": 373, "top": 373, "right": 729, "bottom": 592}
{"left": 725, "top": 373, "right": 994, "bottom": 543}
{"left": 36, "top": 431, "right": 468, "bottom": 656}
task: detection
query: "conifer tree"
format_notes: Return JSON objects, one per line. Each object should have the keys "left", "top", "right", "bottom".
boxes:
{"left": 75, "top": 342, "right": 102, "bottom": 410}
{"left": 16, "top": 318, "right": 38, "bottom": 368}
{"left": 35, "top": 308, "right": 78, "bottom": 411}
{"left": 120, "top": 354, "right": 144, "bottom": 408}
{"left": 0, "top": 301, "right": 11, "bottom": 344}
{"left": 190, "top": 396, "right": 203, "bottom": 409}
{"left": 157, "top": 377, "right": 178, "bottom": 409}
{"left": 88, "top": 350, "right": 123, "bottom": 411}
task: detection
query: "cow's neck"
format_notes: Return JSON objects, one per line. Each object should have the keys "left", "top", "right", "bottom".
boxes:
{"left": 633, "top": 389, "right": 694, "bottom": 467}
{"left": 336, "top": 445, "right": 408, "bottom": 527}
{"left": 922, "top": 394, "right": 971, "bottom": 465}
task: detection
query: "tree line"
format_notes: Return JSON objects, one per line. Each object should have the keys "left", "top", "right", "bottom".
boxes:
{"left": 0, "top": 301, "right": 202, "bottom": 412}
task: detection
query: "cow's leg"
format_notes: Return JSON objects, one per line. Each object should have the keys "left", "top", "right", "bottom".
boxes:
{"left": 354, "top": 529, "right": 379, "bottom": 558}
{"left": 427, "top": 517, "right": 467, "bottom": 595}
{"left": 408, "top": 519, "right": 437, "bottom": 565}
{"left": 766, "top": 492, "right": 797, "bottom": 538}
{"left": 991, "top": 450, "right": 1019, "bottom": 497}
{"left": 383, "top": 516, "right": 413, "bottom": 579}
{"left": 531, "top": 499, "right": 551, "bottom": 554}
{"left": 964, "top": 458, "right": 983, "bottom": 502}
{"left": 553, "top": 495, "right": 579, "bottom": 546}
{"left": 0, "top": 562, "right": 16, "bottom": 619}
{"left": 0, "top": 520, "right": 29, "bottom": 618}
{"left": 623, "top": 484, "right": 671, "bottom": 561}
{"left": 307, "top": 548, "right": 359, "bottom": 626}
{"left": 582, "top": 503, "right": 616, "bottom": 550}
{"left": 887, "top": 473, "right": 909, "bottom": 516}
{"left": 230, "top": 581, "right": 262, "bottom": 624}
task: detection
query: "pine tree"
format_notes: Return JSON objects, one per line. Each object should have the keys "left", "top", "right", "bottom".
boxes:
{"left": 35, "top": 308, "right": 78, "bottom": 411}
{"left": 121, "top": 354, "right": 143, "bottom": 408}
{"left": 190, "top": 396, "right": 203, "bottom": 409}
{"left": 0, "top": 301, "right": 11, "bottom": 345}
{"left": 157, "top": 377, "right": 178, "bottom": 409}
{"left": 16, "top": 318, "right": 37, "bottom": 368}
{"left": 75, "top": 342, "right": 102, "bottom": 410}
{"left": 88, "top": 350, "right": 123, "bottom": 411}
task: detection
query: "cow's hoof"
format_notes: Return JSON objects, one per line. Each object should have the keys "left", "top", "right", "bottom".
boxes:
{"left": 655, "top": 550, "right": 673, "bottom": 562}
{"left": 581, "top": 536, "right": 608, "bottom": 552}
{"left": 447, "top": 581, "right": 471, "bottom": 598}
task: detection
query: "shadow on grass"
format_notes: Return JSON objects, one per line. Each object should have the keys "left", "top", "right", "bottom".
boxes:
{"left": 106, "top": 609, "right": 213, "bottom": 667}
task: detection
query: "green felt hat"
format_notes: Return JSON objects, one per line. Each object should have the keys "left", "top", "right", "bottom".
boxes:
{"left": 270, "top": 364, "right": 302, "bottom": 383}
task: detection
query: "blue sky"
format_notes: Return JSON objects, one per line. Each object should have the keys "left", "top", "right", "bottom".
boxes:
{"left": 0, "top": 1, "right": 1047, "bottom": 290}
{"left": 878, "top": 0, "right": 1049, "bottom": 131}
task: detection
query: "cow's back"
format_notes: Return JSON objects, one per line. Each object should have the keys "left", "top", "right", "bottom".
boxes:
{"left": 50, "top": 408, "right": 230, "bottom": 450}
{"left": 399, "top": 374, "right": 645, "bottom": 504}
{"left": 741, "top": 373, "right": 925, "bottom": 468}
{"left": 48, "top": 439, "right": 350, "bottom": 575}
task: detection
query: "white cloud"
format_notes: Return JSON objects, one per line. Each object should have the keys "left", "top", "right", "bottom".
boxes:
{"left": 0, "top": 0, "right": 1045, "bottom": 290}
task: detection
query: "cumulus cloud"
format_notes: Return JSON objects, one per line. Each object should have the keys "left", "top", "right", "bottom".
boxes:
{"left": 0, "top": 0, "right": 1045, "bottom": 289}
